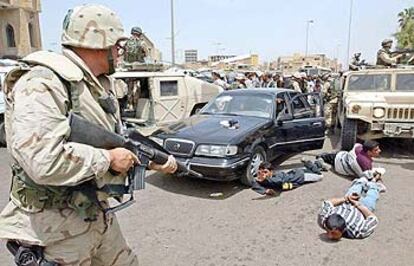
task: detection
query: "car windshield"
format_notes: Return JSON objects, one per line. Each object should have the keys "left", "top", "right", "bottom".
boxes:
{"left": 201, "top": 94, "right": 273, "bottom": 118}
{"left": 396, "top": 73, "right": 414, "bottom": 91}
{"left": 347, "top": 74, "right": 391, "bottom": 91}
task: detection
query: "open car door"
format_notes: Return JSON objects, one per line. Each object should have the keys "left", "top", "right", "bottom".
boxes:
{"left": 286, "top": 92, "right": 325, "bottom": 151}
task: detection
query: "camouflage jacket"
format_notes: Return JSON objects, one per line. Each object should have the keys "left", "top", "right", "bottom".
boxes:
{"left": 0, "top": 48, "right": 126, "bottom": 245}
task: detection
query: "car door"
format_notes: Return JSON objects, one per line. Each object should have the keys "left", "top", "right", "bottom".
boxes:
{"left": 287, "top": 92, "right": 325, "bottom": 151}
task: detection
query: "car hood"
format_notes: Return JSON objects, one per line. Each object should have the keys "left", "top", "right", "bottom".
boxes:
{"left": 154, "top": 114, "right": 272, "bottom": 144}
{"left": 344, "top": 92, "right": 414, "bottom": 105}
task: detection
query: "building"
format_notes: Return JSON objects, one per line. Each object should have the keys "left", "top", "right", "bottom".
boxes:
{"left": 0, "top": 0, "right": 42, "bottom": 59}
{"left": 275, "top": 53, "right": 339, "bottom": 75}
{"left": 184, "top": 49, "right": 198, "bottom": 63}
{"left": 211, "top": 54, "right": 259, "bottom": 70}
{"left": 208, "top": 54, "right": 236, "bottom": 64}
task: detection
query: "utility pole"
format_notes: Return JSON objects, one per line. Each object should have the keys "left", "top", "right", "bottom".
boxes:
{"left": 170, "top": 0, "right": 175, "bottom": 66}
{"left": 305, "top": 20, "right": 314, "bottom": 56}
{"left": 346, "top": 0, "right": 353, "bottom": 70}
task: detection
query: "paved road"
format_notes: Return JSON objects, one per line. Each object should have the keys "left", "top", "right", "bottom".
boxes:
{"left": 1, "top": 136, "right": 414, "bottom": 266}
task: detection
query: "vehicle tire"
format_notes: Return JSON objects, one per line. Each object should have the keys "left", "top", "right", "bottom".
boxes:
{"left": 0, "top": 120, "right": 6, "bottom": 148}
{"left": 190, "top": 103, "right": 205, "bottom": 116}
{"left": 240, "top": 146, "right": 266, "bottom": 186}
{"left": 340, "top": 118, "right": 357, "bottom": 151}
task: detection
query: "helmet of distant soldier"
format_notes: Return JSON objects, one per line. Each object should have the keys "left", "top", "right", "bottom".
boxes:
{"left": 131, "top": 26, "right": 143, "bottom": 35}
{"left": 61, "top": 4, "right": 125, "bottom": 49}
{"left": 355, "top": 52, "right": 361, "bottom": 57}
{"left": 381, "top": 39, "right": 393, "bottom": 47}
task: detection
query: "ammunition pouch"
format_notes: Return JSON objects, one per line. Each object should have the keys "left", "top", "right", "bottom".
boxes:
{"left": 10, "top": 164, "right": 102, "bottom": 222}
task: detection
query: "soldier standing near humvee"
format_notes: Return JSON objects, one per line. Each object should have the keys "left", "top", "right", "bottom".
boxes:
{"left": 322, "top": 74, "right": 337, "bottom": 134}
{"left": 124, "top": 26, "right": 148, "bottom": 63}
{"left": 0, "top": 4, "right": 177, "bottom": 265}
{"left": 376, "top": 39, "right": 403, "bottom": 67}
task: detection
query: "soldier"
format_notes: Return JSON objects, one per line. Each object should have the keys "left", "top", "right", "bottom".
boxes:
{"left": 349, "top": 52, "right": 363, "bottom": 71}
{"left": 0, "top": 4, "right": 177, "bottom": 265}
{"left": 376, "top": 39, "right": 403, "bottom": 67}
{"left": 124, "top": 26, "right": 148, "bottom": 63}
{"left": 322, "top": 73, "right": 337, "bottom": 133}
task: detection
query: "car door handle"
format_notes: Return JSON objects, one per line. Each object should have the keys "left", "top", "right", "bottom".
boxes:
{"left": 312, "top": 122, "right": 322, "bottom": 126}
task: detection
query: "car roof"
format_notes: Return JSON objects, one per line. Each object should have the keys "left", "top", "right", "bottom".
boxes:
{"left": 220, "top": 88, "right": 292, "bottom": 96}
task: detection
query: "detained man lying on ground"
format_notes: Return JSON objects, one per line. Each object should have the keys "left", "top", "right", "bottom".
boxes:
{"left": 317, "top": 174, "right": 384, "bottom": 240}
{"left": 251, "top": 159, "right": 327, "bottom": 196}
{"left": 317, "top": 140, "right": 386, "bottom": 191}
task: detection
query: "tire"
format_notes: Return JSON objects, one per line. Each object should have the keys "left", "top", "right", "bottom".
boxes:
{"left": 240, "top": 146, "right": 266, "bottom": 186}
{"left": 0, "top": 120, "right": 6, "bottom": 148}
{"left": 340, "top": 118, "right": 357, "bottom": 151}
{"left": 190, "top": 103, "right": 206, "bottom": 116}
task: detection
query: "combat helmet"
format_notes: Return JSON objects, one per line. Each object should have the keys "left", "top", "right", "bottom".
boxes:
{"left": 381, "top": 39, "right": 393, "bottom": 47}
{"left": 131, "top": 26, "right": 143, "bottom": 35}
{"left": 61, "top": 4, "right": 125, "bottom": 49}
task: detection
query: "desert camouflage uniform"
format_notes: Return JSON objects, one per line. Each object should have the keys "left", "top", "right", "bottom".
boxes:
{"left": 0, "top": 4, "right": 138, "bottom": 265}
{"left": 323, "top": 79, "right": 337, "bottom": 129}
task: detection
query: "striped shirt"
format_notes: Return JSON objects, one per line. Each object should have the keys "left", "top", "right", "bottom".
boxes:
{"left": 318, "top": 201, "right": 378, "bottom": 239}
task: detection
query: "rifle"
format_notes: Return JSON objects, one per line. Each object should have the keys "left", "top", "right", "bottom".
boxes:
{"left": 68, "top": 112, "right": 202, "bottom": 213}
{"left": 390, "top": 48, "right": 414, "bottom": 55}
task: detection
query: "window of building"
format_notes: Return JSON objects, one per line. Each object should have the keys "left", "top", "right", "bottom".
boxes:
{"left": 28, "top": 23, "right": 35, "bottom": 47}
{"left": 6, "top": 24, "right": 16, "bottom": 47}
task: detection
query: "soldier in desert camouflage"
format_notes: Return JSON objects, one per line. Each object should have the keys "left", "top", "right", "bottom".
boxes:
{"left": 0, "top": 4, "right": 177, "bottom": 265}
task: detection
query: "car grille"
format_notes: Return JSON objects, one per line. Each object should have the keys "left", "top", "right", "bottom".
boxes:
{"left": 386, "top": 107, "right": 414, "bottom": 121}
{"left": 164, "top": 138, "right": 195, "bottom": 156}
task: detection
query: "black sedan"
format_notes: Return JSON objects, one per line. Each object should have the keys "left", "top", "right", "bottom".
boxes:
{"left": 150, "top": 88, "right": 325, "bottom": 186}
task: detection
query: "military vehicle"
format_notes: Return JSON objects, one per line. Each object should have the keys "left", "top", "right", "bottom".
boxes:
{"left": 112, "top": 66, "right": 223, "bottom": 135}
{"left": 337, "top": 67, "right": 414, "bottom": 150}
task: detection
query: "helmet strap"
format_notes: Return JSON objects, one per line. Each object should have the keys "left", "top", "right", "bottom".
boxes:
{"left": 107, "top": 48, "right": 115, "bottom": 75}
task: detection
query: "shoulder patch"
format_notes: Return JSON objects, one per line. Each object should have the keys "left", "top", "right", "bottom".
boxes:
{"left": 22, "top": 51, "right": 83, "bottom": 82}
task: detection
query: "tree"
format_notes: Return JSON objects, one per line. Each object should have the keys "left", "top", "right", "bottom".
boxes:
{"left": 395, "top": 7, "right": 414, "bottom": 48}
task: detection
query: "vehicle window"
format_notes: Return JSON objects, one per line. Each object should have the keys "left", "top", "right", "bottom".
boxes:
{"left": 202, "top": 94, "right": 273, "bottom": 118}
{"left": 396, "top": 73, "right": 414, "bottom": 91}
{"left": 290, "top": 94, "right": 313, "bottom": 119}
{"left": 160, "top": 80, "right": 178, "bottom": 96}
{"left": 348, "top": 74, "right": 391, "bottom": 91}
{"left": 275, "top": 93, "right": 289, "bottom": 118}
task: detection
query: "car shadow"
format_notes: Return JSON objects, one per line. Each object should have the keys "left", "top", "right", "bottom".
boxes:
{"left": 145, "top": 171, "right": 245, "bottom": 200}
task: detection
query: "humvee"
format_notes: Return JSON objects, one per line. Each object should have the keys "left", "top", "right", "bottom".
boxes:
{"left": 112, "top": 69, "right": 223, "bottom": 135}
{"left": 337, "top": 67, "right": 414, "bottom": 150}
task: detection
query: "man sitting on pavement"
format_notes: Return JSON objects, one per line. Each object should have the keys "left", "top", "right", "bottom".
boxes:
{"left": 252, "top": 160, "right": 326, "bottom": 196}
{"left": 317, "top": 174, "right": 384, "bottom": 240}
{"left": 317, "top": 140, "right": 385, "bottom": 185}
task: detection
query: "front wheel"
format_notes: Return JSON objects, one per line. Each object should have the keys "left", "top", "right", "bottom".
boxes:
{"left": 240, "top": 146, "right": 266, "bottom": 186}
{"left": 340, "top": 118, "right": 357, "bottom": 151}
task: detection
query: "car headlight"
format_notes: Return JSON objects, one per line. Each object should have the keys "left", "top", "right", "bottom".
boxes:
{"left": 149, "top": 136, "right": 164, "bottom": 147}
{"left": 373, "top": 107, "right": 385, "bottom": 118}
{"left": 195, "top": 145, "right": 238, "bottom": 157}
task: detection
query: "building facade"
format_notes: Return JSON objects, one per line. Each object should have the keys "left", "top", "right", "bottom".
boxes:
{"left": 208, "top": 54, "right": 236, "bottom": 64}
{"left": 211, "top": 54, "right": 259, "bottom": 70}
{"left": 276, "top": 53, "right": 339, "bottom": 75}
{"left": 184, "top": 49, "right": 198, "bottom": 63}
{"left": 0, "top": 0, "right": 42, "bottom": 59}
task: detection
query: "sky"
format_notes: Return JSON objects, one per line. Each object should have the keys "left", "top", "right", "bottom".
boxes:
{"left": 41, "top": 0, "right": 414, "bottom": 66}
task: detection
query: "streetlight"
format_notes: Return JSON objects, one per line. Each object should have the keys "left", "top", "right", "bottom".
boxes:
{"left": 305, "top": 19, "right": 314, "bottom": 56}
{"left": 170, "top": 0, "right": 175, "bottom": 66}
{"left": 346, "top": 0, "right": 354, "bottom": 70}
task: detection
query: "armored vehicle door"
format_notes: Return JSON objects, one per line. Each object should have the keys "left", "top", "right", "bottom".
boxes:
{"left": 152, "top": 77, "right": 187, "bottom": 125}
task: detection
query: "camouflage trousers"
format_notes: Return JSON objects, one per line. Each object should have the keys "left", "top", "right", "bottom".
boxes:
{"left": 0, "top": 202, "right": 138, "bottom": 266}
{"left": 43, "top": 214, "right": 139, "bottom": 266}
{"left": 324, "top": 102, "right": 338, "bottom": 128}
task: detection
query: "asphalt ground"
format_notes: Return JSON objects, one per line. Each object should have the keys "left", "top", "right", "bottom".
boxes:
{"left": 0, "top": 134, "right": 413, "bottom": 266}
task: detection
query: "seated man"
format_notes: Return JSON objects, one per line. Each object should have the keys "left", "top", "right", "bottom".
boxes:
{"left": 318, "top": 175, "right": 383, "bottom": 240}
{"left": 252, "top": 160, "right": 325, "bottom": 195}
{"left": 317, "top": 140, "right": 385, "bottom": 182}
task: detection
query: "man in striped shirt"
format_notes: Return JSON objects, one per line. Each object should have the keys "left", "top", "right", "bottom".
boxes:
{"left": 318, "top": 176, "right": 381, "bottom": 240}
